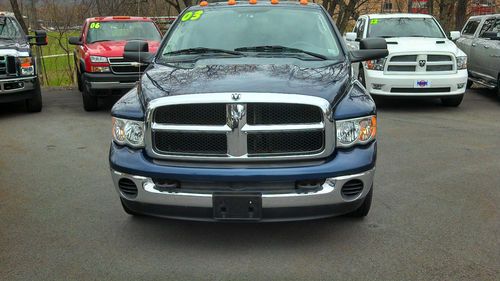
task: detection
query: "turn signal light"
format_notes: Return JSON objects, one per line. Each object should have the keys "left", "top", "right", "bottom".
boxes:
{"left": 200, "top": 0, "right": 208, "bottom": 6}
{"left": 300, "top": 0, "right": 308, "bottom": 4}
{"left": 228, "top": 0, "right": 236, "bottom": 4}
{"left": 249, "top": 0, "right": 257, "bottom": 4}
{"left": 271, "top": 0, "right": 279, "bottom": 4}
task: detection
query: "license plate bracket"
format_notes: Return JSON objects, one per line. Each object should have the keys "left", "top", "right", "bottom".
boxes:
{"left": 213, "top": 193, "right": 262, "bottom": 221}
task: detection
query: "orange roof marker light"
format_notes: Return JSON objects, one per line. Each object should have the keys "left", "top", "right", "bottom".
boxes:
{"left": 271, "top": 0, "right": 279, "bottom": 4}
{"left": 200, "top": 0, "right": 209, "bottom": 6}
{"left": 249, "top": 0, "right": 257, "bottom": 4}
{"left": 113, "top": 16, "right": 131, "bottom": 19}
{"left": 228, "top": 0, "right": 236, "bottom": 5}
{"left": 299, "top": 0, "right": 308, "bottom": 5}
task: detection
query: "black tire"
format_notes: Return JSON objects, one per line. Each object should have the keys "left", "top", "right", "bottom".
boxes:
{"left": 496, "top": 77, "right": 500, "bottom": 100}
{"left": 358, "top": 65, "right": 366, "bottom": 87}
{"left": 25, "top": 81, "right": 42, "bottom": 113}
{"left": 441, "top": 94, "right": 464, "bottom": 107}
{"left": 466, "top": 79, "right": 473, "bottom": 89}
{"left": 81, "top": 74, "right": 98, "bottom": 111}
{"left": 346, "top": 186, "right": 373, "bottom": 218}
{"left": 120, "top": 198, "right": 143, "bottom": 216}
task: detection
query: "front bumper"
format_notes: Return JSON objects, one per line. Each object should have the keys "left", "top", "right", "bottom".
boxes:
{"left": 365, "top": 69, "right": 467, "bottom": 97}
{"left": 0, "top": 76, "right": 36, "bottom": 102}
{"left": 109, "top": 142, "right": 377, "bottom": 221}
{"left": 84, "top": 72, "right": 139, "bottom": 91}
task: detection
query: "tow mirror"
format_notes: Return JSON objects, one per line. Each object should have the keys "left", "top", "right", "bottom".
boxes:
{"left": 345, "top": 32, "right": 357, "bottom": 42}
{"left": 349, "top": 38, "right": 388, "bottom": 63}
{"left": 68, "top": 36, "right": 82, "bottom": 45}
{"left": 482, "top": 31, "right": 500, "bottom": 41}
{"left": 123, "top": 40, "right": 154, "bottom": 64}
{"left": 29, "top": 30, "right": 48, "bottom": 46}
{"left": 450, "top": 31, "right": 461, "bottom": 41}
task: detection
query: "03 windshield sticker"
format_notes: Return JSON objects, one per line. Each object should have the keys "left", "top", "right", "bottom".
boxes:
{"left": 89, "top": 22, "right": 101, "bottom": 29}
{"left": 181, "top": 10, "right": 204, "bottom": 22}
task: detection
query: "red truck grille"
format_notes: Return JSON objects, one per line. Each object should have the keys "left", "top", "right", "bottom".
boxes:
{"left": 108, "top": 57, "right": 148, "bottom": 74}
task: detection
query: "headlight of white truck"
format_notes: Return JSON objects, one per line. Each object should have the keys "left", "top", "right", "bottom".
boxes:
{"left": 365, "top": 58, "right": 386, "bottom": 71}
{"left": 112, "top": 117, "right": 145, "bottom": 148}
{"left": 456, "top": 56, "right": 467, "bottom": 70}
{"left": 19, "top": 57, "right": 34, "bottom": 76}
{"left": 336, "top": 116, "right": 377, "bottom": 148}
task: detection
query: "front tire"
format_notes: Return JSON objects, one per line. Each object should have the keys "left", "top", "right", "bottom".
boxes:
{"left": 441, "top": 94, "right": 464, "bottom": 107}
{"left": 346, "top": 186, "right": 372, "bottom": 218}
{"left": 25, "top": 82, "right": 42, "bottom": 113}
{"left": 120, "top": 198, "right": 143, "bottom": 216}
{"left": 81, "top": 74, "right": 98, "bottom": 111}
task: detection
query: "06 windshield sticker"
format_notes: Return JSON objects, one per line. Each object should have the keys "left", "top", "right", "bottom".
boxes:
{"left": 181, "top": 10, "right": 204, "bottom": 22}
{"left": 89, "top": 22, "right": 101, "bottom": 29}
{"left": 370, "top": 19, "right": 379, "bottom": 25}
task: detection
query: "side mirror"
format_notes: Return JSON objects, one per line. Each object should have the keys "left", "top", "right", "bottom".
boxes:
{"left": 68, "top": 36, "right": 82, "bottom": 45}
{"left": 349, "top": 38, "right": 388, "bottom": 63}
{"left": 450, "top": 31, "right": 461, "bottom": 41}
{"left": 123, "top": 40, "right": 154, "bottom": 64}
{"left": 482, "top": 31, "right": 500, "bottom": 40}
{"left": 345, "top": 32, "right": 357, "bottom": 42}
{"left": 29, "top": 30, "right": 47, "bottom": 46}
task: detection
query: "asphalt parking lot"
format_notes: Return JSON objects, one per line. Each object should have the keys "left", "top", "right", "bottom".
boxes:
{"left": 0, "top": 88, "right": 499, "bottom": 280}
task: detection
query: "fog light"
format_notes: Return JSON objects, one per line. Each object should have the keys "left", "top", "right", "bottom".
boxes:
{"left": 372, "top": 83, "right": 384, "bottom": 90}
{"left": 91, "top": 66, "right": 110, "bottom": 73}
{"left": 457, "top": 83, "right": 465, "bottom": 89}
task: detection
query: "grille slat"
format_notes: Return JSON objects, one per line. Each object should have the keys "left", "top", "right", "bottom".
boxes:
{"left": 247, "top": 103, "right": 322, "bottom": 125}
{"left": 154, "top": 132, "right": 227, "bottom": 155}
{"left": 247, "top": 131, "right": 324, "bottom": 156}
{"left": 155, "top": 104, "right": 227, "bottom": 125}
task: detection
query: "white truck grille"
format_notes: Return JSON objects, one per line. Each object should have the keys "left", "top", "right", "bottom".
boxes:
{"left": 385, "top": 53, "right": 456, "bottom": 74}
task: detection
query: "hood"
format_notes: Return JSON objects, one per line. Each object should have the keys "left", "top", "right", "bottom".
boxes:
{"left": 87, "top": 40, "right": 160, "bottom": 57}
{"left": 385, "top": 37, "right": 465, "bottom": 56}
{"left": 0, "top": 39, "right": 30, "bottom": 55}
{"left": 139, "top": 58, "right": 351, "bottom": 105}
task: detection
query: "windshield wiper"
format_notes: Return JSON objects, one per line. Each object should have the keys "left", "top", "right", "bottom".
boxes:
{"left": 235, "top": 45, "right": 328, "bottom": 60}
{"left": 164, "top": 47, "right": 244, "bottom": 57}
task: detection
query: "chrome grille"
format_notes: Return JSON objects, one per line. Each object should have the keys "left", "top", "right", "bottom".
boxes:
{"left": 0, "top": 56, "right": 6, "bottom": 75}
{"left": 145, "top": 93, "right": 334, "bottom": 162}
{"left": 108, "top": 57, "right": 148, "bottom": 74}
{"left": 386, "top": 53, "right": 455, "bottom": 73}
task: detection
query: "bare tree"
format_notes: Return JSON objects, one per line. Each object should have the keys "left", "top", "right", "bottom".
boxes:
{"left": 9, "top": 0, "right": 28, "bottom": 33}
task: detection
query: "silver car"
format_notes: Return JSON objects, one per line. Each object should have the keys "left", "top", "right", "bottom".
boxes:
{"left": 456, "top": 14, "right": 500, "bottom": 98}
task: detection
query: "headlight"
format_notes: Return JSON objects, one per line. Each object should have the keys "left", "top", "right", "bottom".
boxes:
{"left": 112, "top": 117, "right": 144, "bottom": 148}
{"left": 336, "top": 116, "right": 377, "bottom": 148}
{"left": 456, "top": 56, "right": 467, "bottom": 70}
{"left": 90, "top": 56, "right": 108, "bottom": 63}
{"left": 19, "top": 57, "right": 34, "bottom": 76}
{"left": 365, "top": 58, "right": 386, "bottom": 71}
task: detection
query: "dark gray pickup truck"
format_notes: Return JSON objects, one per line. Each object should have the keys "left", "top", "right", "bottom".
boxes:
{"left": 456, "top": 14, "right": 500, "bottom": 98}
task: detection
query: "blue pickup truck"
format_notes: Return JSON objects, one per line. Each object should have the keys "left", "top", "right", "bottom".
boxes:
{"left": 109, "top": 1, "right": 387, "bottom": 221}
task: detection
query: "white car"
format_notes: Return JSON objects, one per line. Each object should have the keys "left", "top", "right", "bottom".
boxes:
{"left": 346, "top": 13, "right": 468, "bottom": 106}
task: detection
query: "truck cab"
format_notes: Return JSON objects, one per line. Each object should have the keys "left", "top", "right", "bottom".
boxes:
{"left": 456, "top": 14, "right": 500, "bottom": 98}
{"left": 69, "top": 16, "right": 162, "bottom": 111}
{"left": 0, "top": 12, "right": 47, "bottom": 112}
{"left": 109, "top": 1, "right": 388, "bottom": 222}
{"left": 346, "top": 13, "right": 468, "bottom": 107}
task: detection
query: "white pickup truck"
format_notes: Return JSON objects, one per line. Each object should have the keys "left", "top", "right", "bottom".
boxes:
{"left": 346, "top": 13, "right": 468, "bottom": 106}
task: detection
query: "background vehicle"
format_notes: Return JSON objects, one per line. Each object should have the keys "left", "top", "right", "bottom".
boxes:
{"left": 0, "top": 12, "right": 47, "bottom": 112}
{"left": 456, "top": 14, "right": 500, "bottom": 98}
{"left": 346, "top": 13, "right": 467, "bottom": 107}
{"left": 68, "top": 16, "right": 162, "bottom": 111}
{"left": 109, "top": 1, "right": 387, "bottom": 222}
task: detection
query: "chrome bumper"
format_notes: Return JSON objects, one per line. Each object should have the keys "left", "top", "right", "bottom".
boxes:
{"left": 110, "top": 168, "right": 375, "bottom": 209}
{"left": 0, "top": 76, "right": 36, "bottom": 94}
{"left": 90, "top": 81, "right": 137, "bottom": 90}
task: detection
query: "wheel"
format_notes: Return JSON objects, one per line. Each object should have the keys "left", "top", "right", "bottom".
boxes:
{"left": 441, "top": 94, "right": 464, "bottom": 107}
{"left": 466, "top": 79, "right": 473, "bottom": 89}
{"left": 358, "top": 65, "right": 366, "bottom": 87}
{"left": 496, "top": 77, "right": 500, "bottom": 100}
{"left": 76, "top": 68, "right": 83, "bottom": 92}
{"left": 346, "top": 186, "right": 372, "bottom": 218}
{"left": 81, "top": 73, "right": 98, "bottom": 111}
{"left": 25, "top": 81, "right": 42, "bottom": 113}
{"left": 120, "top": 198, "right": 143, "bottom": 216}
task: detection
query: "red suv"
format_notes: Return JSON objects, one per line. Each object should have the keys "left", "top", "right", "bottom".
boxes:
{"left": 69, "top": 16, "right": 161, "bottom": 111}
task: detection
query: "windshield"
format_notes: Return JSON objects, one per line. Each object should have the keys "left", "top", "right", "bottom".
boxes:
{"left": 160, "top": 6, "right": 342, "bottom": 61}
{"left": 86, "top": 21, "right": 161, "bottom": 43}
{"left": 368, "top": 17, "right": 445, "bottom": 38}
{"left": 0, "top": 17, "right": 23, "bottom": 39}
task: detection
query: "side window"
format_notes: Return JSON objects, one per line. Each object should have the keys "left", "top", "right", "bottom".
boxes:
{"left": 462, "top": 20, "right": 480, "bottom": 36}
{"left": 357, "top": 18, "right": 366, "bottom": 39}
{"left": 479, "top": 18, "right": 495, "bottom": 38}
